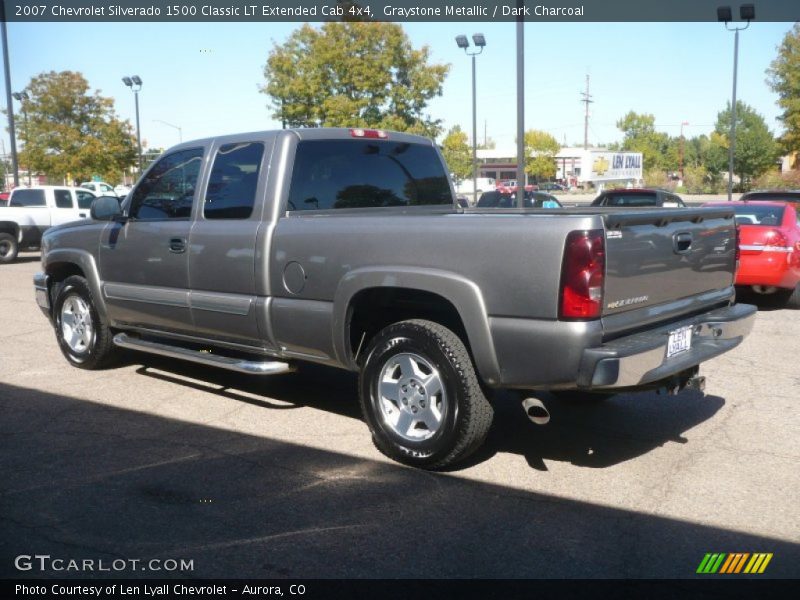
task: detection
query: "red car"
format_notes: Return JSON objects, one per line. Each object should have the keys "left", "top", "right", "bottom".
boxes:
{"left": 0, "top": 191, "right": 9, "bottom": 206}
{"left": 705, "top": 200, "right": 800, "bottom": 308}
{"left": 495, "top": 179, "right": 537, "bottom": 194}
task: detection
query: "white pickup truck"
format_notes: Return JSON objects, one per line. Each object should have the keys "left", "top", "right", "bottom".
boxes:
{"left": 0, "top": 186, "right": 97, "bottom": 263}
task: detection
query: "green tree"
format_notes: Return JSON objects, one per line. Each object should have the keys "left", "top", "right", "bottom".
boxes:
{"left": 440, "top": 125, "right": 472, "bottom": 183}
{"left": 14, "top": 71, "right": 136, "bottom": 183}
{"left": 710, "top": 101, "right": 779, "bottom": 187}
{"left": 766, "top": 23, "right": 800, "bottom": 156}
{"left": 523, "top": 129, "right": 560, "bottom": 180}
{"left": 615, "top": 111, "right": 670, "bottom": 171}
{"left": 261, "top": 22, "right": 449, "bottom": 137}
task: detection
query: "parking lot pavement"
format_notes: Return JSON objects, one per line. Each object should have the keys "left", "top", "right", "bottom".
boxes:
{"left": 1, "top": 257, "right": 798, "bottom": 578}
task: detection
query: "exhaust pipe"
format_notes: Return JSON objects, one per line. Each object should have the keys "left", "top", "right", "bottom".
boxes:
{"left": 522, "top": 397, "right": 550, "bottom": 425}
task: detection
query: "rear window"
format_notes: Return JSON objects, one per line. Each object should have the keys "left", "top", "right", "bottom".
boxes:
{"left": 10, "top": 189, "right": 46, "bottom": 207}
{"left": 740, "top": 192, "right": 800, "bottom": 203}
{"left": 603, "top": 193, "right": 657, "bottom": 207}
{"left": 287, "top": 140, "right": 452, "bottom": 211}
{"left": 733, "top": 205, "right": 785, "bottom": 226}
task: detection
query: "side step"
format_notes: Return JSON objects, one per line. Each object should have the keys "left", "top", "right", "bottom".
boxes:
{"left": 113, "top": 333, "right": 295, "bottom": 376}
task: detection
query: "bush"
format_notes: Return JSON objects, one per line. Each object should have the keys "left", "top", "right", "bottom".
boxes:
{"left": 753, "top": 169, "right": 800, "bottom": 190}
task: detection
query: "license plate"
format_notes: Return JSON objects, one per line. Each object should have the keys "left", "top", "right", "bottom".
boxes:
{"left": 667, "top": 326, "right": 692, "bottom": 358}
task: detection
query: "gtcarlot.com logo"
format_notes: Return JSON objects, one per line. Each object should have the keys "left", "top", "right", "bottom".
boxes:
{"left": 696, "top": 552, "right": 773, "bottom": 574}
{"left": 14, "top": 554, "right": 194, "bottom": 573}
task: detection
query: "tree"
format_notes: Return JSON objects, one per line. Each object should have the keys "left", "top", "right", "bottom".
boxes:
{"left": 710, "top": 101, "right": 779, "bottom": 186}
{"left": 615, "top": 111, "right": 670, "bottom": 171}
{"left": 523, "top": 129, "right": 560, "bottom": 180}
{"left": 767, "top": 23, "right": 800, "bottom": 157}
{"left": 13, "top": 71, "right": 137, "bottom": 184}
{"left": 261, "top": 22, "right": 449, "bottom": 137}
{"left": 440, "top": 125, "right": 472, "bottom": 183}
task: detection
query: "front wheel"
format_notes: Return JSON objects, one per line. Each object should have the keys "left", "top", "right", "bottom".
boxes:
{"left": 359, "top": 319, "right": 493, "bottom": 470}
{"left": 53, "top": 275, "right": 118, "bottom": 369}
{"left": 0, "top": 232, "right": 19, "bottom": 264}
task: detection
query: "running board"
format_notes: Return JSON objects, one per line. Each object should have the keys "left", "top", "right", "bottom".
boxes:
{"left": 113, "top": 333, "right": 295, "bottom": 376}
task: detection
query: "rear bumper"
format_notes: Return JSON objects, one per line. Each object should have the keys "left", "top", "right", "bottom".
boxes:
{"left": 488, "top": 302, "right": 756, "bottom": 391}
{"left": 576, "top": 303, "right": 756, "bottom": 389}
{"left": 33, "top": 271, "right": 51, "bottom": 319}
{"left": 736, "top": 252, "right": 800, "bottom": 289}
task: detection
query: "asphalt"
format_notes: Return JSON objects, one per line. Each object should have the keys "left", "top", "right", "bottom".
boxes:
{"left": 1, "top": 255, "right": 798, "bottom": 580}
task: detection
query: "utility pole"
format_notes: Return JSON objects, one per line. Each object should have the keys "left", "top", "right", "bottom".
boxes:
{"left": 580, "top": 74, "right": 593, "bottom": 150}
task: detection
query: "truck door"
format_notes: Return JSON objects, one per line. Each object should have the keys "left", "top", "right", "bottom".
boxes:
{"left": 98, "top": 147, "right": 205, "bottom": 334}
{"left": 187, "top": 139, "right": 272, "bottom": 347}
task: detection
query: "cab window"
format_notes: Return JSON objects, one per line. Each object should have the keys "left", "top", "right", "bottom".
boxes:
{"left": 204, "top": 142, "right": 264, "bottom": 219}
{"left": 54, "top": 189, "right": 73, "bottom": 209}
{"left": 128, "top": 148, "right": 204, "bottom": 220}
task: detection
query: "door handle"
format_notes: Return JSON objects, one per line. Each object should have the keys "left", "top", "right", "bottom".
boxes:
{"left": 79, "top": 212, "right": 87, "bottom": 218}
{"left": 673, "top": 232, "right": 692, "bottom": 254}
{"left": 169, "top": 237, "right": 187, "bottom": 253}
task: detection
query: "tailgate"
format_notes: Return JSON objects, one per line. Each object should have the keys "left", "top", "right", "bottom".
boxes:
{"left": 602, "top": 208, "right": 737, "bottom": 316}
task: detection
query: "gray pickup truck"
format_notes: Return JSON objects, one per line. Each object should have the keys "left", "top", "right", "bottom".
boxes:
{"left": 33, "top": 128, "right": 756, "bottom": 469}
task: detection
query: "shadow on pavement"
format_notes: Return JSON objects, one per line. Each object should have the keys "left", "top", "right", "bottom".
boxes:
{"left": 2, "top": 381, "right": 795, "bottom": 579}
{"left": 122, "top": 352, "right": 725, "bottom": 472}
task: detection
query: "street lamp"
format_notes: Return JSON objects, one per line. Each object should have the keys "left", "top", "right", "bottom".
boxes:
{"left": 153, "top": 119, "right": 182, "bottom": 143}
{"left": 455, "top": 33, "right": 486, "bottom": 206}
{"left": 122, "top": 75, "right": 143, "bottom": 174}
{"left": 679, "top": 121, "right": 689, "bottom": 183}
{"left": 11, "top": 91, "right": 31, "bottom": 186}
{"left": 718, "top": 4, "right": 755, "bottom": 201}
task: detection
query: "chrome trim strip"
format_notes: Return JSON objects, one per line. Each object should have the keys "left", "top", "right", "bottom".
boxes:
{"left": 104, "top": 283, "right": 189, "bottom": 308}
{"left": 189, "top": 291, "right": 253, "bottom": 315}
{"left": 739, "top": 245, "right": 792, "bottom": 253}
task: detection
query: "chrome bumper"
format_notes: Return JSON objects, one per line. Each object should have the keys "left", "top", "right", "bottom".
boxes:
{"left": 33, "top": 272, "right": 51, "bottom": 318}
{"left": 578, "top": 303, "right": 757, "bottom": 389}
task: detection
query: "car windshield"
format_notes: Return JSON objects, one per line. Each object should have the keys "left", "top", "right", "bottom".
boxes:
{"left": 733, "top": 205, "right": 786, "bottom": 226}
{"left": 740, "top": 192, "right": 800, "bottom": 203}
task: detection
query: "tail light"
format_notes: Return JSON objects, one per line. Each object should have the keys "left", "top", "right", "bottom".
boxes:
{"left": 560, "top": 229, "right": 605, "bottom": 319}
{"left": 734, "top": 224, "right": 740, "bottom": 271}
{"left": 764, "top": 229, "right": 789, "bottom": 250}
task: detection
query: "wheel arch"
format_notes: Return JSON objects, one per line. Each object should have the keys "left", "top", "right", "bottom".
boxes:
{"left": 333, "top": 267, "right": 501, "bottom": 386}
{"left": 45, "top": 249, "right": 109, "bottom": 323}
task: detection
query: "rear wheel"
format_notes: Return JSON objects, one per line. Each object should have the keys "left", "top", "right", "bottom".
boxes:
{"left": 53, "top": 275, "right": 118, "bottom": 369}
{"left": 359, "top": 319, "right": 493, "bottom": 470}
{"left": 0, "top": 232, "right": 18, "bottom": 264}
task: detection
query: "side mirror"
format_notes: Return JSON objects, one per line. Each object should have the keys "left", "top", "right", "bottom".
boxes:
{"left": 90, "top": 196, "right": 123, "bottom": 221}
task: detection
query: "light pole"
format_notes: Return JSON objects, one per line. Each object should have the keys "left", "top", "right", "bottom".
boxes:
{"left": 11, "top": 91, "right": 31, "bottom": 186}
{"left": 122, "top": 75, "right": 143, "bottom": 174}
{"left": 153, "top": 119, "right": 182, "bottom": 143}
{"left": 1, "top": 4, "right": 19, "bottom": 188}
{"left": 718, "top": 4, "right": 754, "bottom": 201}
{"left": 679, "top": 121, "right": 689, "bottom": 183}
{"left": 455, "top": 33, "right": 486, "bottom": 206}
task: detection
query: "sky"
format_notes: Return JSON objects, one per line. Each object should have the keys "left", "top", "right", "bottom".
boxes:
{"left": 0, "top": 19, "right": 795, "bottom": 155}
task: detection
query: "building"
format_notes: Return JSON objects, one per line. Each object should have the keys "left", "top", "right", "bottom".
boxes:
{"left": 475, "top": 145, "right": 643, "bottom": 189}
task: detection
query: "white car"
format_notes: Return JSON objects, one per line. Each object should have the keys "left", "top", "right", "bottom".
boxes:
{"left": 114, "top": 184, "right": 132, "bottom": 197}
{"left": 80, "top": 181, "right": 118, "bottom": 197}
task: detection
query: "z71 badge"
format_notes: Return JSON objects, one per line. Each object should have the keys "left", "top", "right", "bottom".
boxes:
{"left": 607, "top": 296, "right": 649, "bottom": 309}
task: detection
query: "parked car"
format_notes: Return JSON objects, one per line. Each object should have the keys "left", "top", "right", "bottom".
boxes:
{"left": 114, "top": 184, "right": 132, "bottom": 198}
{"left": 739, "top": 190, "right": 800, "bottom": 204}
{"left": 704, "top": 200, "right": 800, "bottom": 308}
{"left": 537, "top": 182, "right": 567, "bottom": 193}
{"left": 455, "top": 177, "right": 495, "bottom": 196}
{"left": 0, "top": 186, "right": 96, "bottom": 263}
{"left": 496, "top": 179, "right": 537, "bottom": 194}
{"left": 33, "top": 128, "right": 755, "bottom": 470}
{"left": 591, "top": 188, "right": 686, "bottom": 207}
{"left": 80, "top": 181, "right": 118, "bottom": 197}
{"left": 477, "top": 190, "right": 563, "bottom": 208}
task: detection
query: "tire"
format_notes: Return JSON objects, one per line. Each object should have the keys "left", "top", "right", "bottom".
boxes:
{"left": 53, "top": 275, "right": 118, "bottom": 369}
{"left": 358, "top": 319, "right": 493, "bottom": 470}
{"left": 0, "top": 232, "right": 18, "bottom": 264}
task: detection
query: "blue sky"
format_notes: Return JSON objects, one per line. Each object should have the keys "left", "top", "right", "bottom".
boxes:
{"left": 1, "top": 20, "right": 794, "bottom": 153}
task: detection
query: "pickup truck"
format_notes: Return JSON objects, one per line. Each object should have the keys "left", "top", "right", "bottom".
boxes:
{"left": 0, "top": 186, "right": 97, "bottom": 263}
{"left": 33, "top": 128, "right": 756, "bottom": 469}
